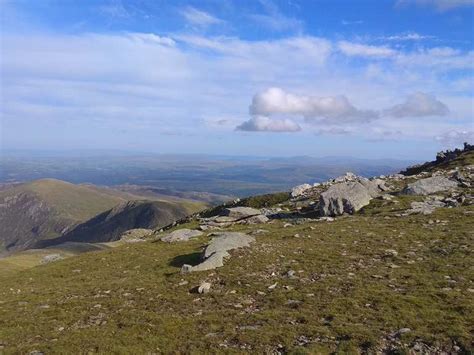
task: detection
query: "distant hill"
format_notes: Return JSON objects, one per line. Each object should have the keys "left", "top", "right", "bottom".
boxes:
{"left": 0, "top": 179, "right": 205, "bottom": 255}
{"left": 0, "top": 179, "right": 127, "bottom": 254}
{"left": 36, "top": 200, "right": 200, "bottom": 247}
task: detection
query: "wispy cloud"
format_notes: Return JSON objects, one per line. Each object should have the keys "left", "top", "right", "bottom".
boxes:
{"left": 249, "top": 0, "right": 303, "bottom": 32}
{"left": 341, "top": 20, "right": 364, "bottom": 25}
{"left": 338, "top": 41, "right": 397, "bottom": 58}
{"left": 98, "top": 0, "right": 130, "bottom": 18}
{"left": 180, "top": 6, "right": 224, "bottom": 27}
{"left": 396, "top": 0, "right": 474, "bottom": 11}
{"left": 379, "top": 32, "right": 435, "bottom": 41}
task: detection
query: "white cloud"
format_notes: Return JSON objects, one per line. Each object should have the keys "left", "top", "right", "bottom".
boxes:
{"left": 2, "top": 32, "right": 471, "bottom": 149}
{"left": 338, "top": 41, "right": 396, "bottom": 58}
{"left": 436, "top": 130, "right": 474, "bottom": 146}
{"left": 396, "top": 0, "right": 474, "bottom": 11}
{"left": 99, "top": 1, "right": 130, "bottom": 18}
{"left": 385, "top": 92, "right": 449, "bottom": 117}
{"left": 236, "top": 116, "right": 301, "bottom": 132}
{"left": 249, "top": 87, "right": 379, "bottom": 123}
{"left": 396, "top": 47, "right": 474, "bottom": 71}
{"left": 249, "top": 0, "right": 303, "bottom": 32}
{"left": 180, "top": 7, "right": 223, "bottom": 27}
{"left": 341, "top": 20, "right": 363, "bottom": 25}
{"left": 380, "top": 32, "right": 435, "bottom": 41}
{"left": 314, "top": 127, "right": 352, "bottom": 135}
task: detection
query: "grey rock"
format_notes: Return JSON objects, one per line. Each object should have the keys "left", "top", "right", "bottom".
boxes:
{"left": 161, "top": 229, "right": 203, "bottom": 243}
{"left": 41, "top": 254, "right": 64, "bottom": 264}
{"left": 402, "top": 176, "right": 458, "bottom": 195}
{"left": 291, "top": 183, "right": 312, "bottom": 198}
{"left": 406, "top": 199, "right": 446, "bottom": 215}
{"left": 220, "top": 207, "right": 261, "bottom": 220}
{"left": 184, "top": 232, "right": 255, "bottom": 272}
{"left": 240, "top": 214, "right": 269, "bottom": 224}
{"left": 319, "top": 179, "right": 384, "bottom": 216}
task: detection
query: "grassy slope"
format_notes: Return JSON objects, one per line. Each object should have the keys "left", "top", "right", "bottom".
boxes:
{"left": 23, "top": 179, "right": 127, "bottom": 221}
{"left": 0, "top": 200, "right": 472, "bottom": 353}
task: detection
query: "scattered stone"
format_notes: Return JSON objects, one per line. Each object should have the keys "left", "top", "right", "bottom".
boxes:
{"left": 394, "top": 328, "right": 411, "bottom": 337}
{"left": 197, "top": 282, "right": 211, "bottom": 294}
{"left": 161, "top": 229, "right": 203, "bottom": 243}
{"left": 41, "top": 254, "right": 64, "bottom": 264}
{"left": 384, "top": 249, "right": 398, "bottom": 257}
{"left": 268, "top": 282, "right": 278, "bottom": 290}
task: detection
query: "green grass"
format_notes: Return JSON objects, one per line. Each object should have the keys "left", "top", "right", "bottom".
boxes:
{"left": 0, "top": 203, "right": 472, "bottom": 353}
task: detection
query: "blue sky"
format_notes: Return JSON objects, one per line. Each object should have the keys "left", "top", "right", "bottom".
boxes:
{"left": 1, "top": 0, "right": 473, "bottom": 159}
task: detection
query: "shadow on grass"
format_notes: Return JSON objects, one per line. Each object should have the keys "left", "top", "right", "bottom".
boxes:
{"left": 169, "top": 252, "right": 202, "bottom": 268}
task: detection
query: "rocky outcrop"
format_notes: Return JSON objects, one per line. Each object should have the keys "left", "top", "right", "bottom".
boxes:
{"left": 161, "top": 229, "right": 203, "bottom": 243}
{"left": 181, "top": 232, "right": 255, "bottom": 272}
{"left": 198, "top": 207, "right": 268, "bottom": 228}
{"left": 120, "top": 228, "right": 153, "bottom": 243}
{"left": 402, "top": 142, "right": 473, "bottom": 176}
{"left": 319, "top": 178, "right": 386, "bottom": 216}
{"left": 402, "top": 176, "right": 458, "bottom": 195}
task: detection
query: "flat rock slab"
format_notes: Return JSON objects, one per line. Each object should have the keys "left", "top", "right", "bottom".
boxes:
{"left": 403, "top": 176, "right": 458, "bottom": 195}
{"left": 407, "top": 200, "right": 446, "bottom": 215}
{"left": 161, "top": 229, "right": 203, "bottom": 243}
{"left": 220, "top": 207, "right": 261, "bottom": 220}
{"left": 182, "top": 232, "right": 255, "bottom": 272}
{"left": 319, "top": 179, "right": 384, "bottom": 216}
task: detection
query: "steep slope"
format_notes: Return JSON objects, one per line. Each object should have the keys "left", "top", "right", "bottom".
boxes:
{"left": 0, "top": 179, "right": 126, "bottom": 254}
{"left": 36, "top": 200, "right": 202, "bottom": 247}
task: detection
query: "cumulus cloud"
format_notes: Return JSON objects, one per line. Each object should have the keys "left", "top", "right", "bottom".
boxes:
{"left": 236, "top": 116, "right": 301, "bottom": 132}
{"left": 436, "top": 130, "right": 474, "bottom": 145}
{"left": 396, "top": 0, "right": 474, "bottom": 11}
{"left": 385, "top": 92, "right": 449, "bottom": 117}
{"left": 249, "top": 87, "right": 379, "bottom": 123}
{"left": 180, "top": 7, "right": 223, "bottom": 27}
{"left": 338, "top": 41, "right": 396, "bottom": 58}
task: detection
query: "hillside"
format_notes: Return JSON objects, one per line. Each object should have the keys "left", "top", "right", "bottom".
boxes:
{"left": 0, "top": 179, "right": 206, "bottom": 255}
{"left": 36, "top": 200, "right": 203, "bottom": 247}
{"left": 0, "top": 149, "right": 472, "bottom": 353}
{"left": 0, "top": 179, "right": 126, "bottom": 254}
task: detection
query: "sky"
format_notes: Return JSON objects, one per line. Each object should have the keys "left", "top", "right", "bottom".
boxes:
{"left": 1, "top": 0, "right": 473, "bottom": 159}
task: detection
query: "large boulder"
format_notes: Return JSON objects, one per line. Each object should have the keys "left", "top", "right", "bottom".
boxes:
{"left": 161, "top": 229, "right": 203, "bottom": 243}
{"left": 319, "top": 179, "right": 385, "bottom": 216}
{"left": 402, "top": 176, "right": 458, "bottom": 196}
{"left": 182, "top": 232, "right": 255, "bottom": 272}
{"left": 220, "top": 207, "right": 261, "bottom": 220}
